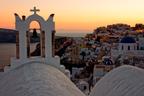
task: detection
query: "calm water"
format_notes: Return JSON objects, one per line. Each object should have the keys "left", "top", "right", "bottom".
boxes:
{"left": 0, "top": 33, "right": 87, "bottom": 65}
{"left": 0, "top": 43, "right": 37, "bottom": 65}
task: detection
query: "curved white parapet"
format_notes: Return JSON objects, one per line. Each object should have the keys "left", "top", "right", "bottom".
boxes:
{"left": 90, "top": 65, "right": 144, "bottom": 96}
{"left": 0, "top": 63, "right": 85, "bottom": 96}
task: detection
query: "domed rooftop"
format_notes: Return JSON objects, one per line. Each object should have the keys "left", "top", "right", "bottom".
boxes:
{"left": 120, "top": 36, "right": 136, "bottom": 43}
{"left": 0, "top": 63, "right": 85, "bottom": 96}
{"left": 90, "top": 65, "right": 144, "bottom": 96}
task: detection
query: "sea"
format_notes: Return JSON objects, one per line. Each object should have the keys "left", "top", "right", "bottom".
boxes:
{"left": 0, "top": 32, "right": 89, "bottom": 66}
{"left": 0, "top": 43, "right": 37, "bottom": 66}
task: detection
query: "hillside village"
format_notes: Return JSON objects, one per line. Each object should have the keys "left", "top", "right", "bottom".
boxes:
{"left": 0, "top": 23, "right": 144, "bottom": 94}
{"left": 0, "top": 4, "right": 144, "bottom": 95}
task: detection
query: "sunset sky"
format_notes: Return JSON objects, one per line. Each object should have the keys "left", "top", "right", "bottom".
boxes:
{"left": 1, "top": 0, "right": 144, "bottom": 33}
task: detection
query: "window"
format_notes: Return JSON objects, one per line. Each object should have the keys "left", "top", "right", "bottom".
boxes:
{"left": 137, "top": 46, "right": 139, "bottom": 50}
{"left": 122, "top": 45, "right": 124, "bottom": 50}
{"left": 128, "top": 46, "right": 130, "bottom": 50}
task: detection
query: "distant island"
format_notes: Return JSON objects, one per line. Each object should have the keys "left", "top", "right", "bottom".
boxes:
{"left": 0, "top": 28, "right": 17, "bottom": 43}
{"left": 0, "top": 28, "right": 80, "bottom": 43}
{"left": 0, "top": 28, "right": 41, "bottom": 43}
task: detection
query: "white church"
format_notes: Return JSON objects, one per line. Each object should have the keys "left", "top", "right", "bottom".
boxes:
{"left": 111, "top": 35, "right": 144, "bottom": 63}
{"left": 0, "top": 7, "right": 144, "bottom": 96}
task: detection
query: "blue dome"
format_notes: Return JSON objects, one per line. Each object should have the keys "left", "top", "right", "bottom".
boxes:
{"left": 120, "top": 36, "right": 136, "bottom": 43}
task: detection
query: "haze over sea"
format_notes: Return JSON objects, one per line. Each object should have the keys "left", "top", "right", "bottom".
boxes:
{"left": 27, "top": 30, "right": 89, "bottom": 37}
{"left": 56, "top": 32, "right": 88, "bottom": 37}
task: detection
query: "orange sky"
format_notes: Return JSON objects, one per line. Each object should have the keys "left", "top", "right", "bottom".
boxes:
{"left": 1, "top": 0, "right": 144, "bottom": 33}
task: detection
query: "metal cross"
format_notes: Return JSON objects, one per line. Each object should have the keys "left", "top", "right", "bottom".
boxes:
{"left": 30, "top": 6, "right": 40, "bottom": 14}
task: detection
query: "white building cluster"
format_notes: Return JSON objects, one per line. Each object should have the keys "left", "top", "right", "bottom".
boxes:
{"left": 111, "top": 35, "right": 144, "bottom": 67}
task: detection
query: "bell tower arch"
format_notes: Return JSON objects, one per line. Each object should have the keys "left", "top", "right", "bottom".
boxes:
{"left": 11, "top": 7, "right": 60, "bottom": 68}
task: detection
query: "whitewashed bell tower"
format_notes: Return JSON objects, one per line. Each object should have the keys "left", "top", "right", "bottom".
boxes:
{"left": 10, "top": 7, "right": 60, "bottom": 69}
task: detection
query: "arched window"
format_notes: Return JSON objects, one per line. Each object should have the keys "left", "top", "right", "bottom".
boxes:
{"left": 27, "top": 21, "right": 45, "bottom": 58}
{"left": 29, "top": 21, "right": 40, "bottom": 29}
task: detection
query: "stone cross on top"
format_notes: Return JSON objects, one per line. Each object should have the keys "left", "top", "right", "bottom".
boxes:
{"left": 30, "top": 6, "right": 40, "bottom": 14}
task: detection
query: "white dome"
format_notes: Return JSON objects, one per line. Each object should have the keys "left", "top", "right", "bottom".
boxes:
{"left": 90, "top": 65, "right": 144, "bottom": 96}
{"left": 0, "top": 63, "right": 85, "bottom": 96}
